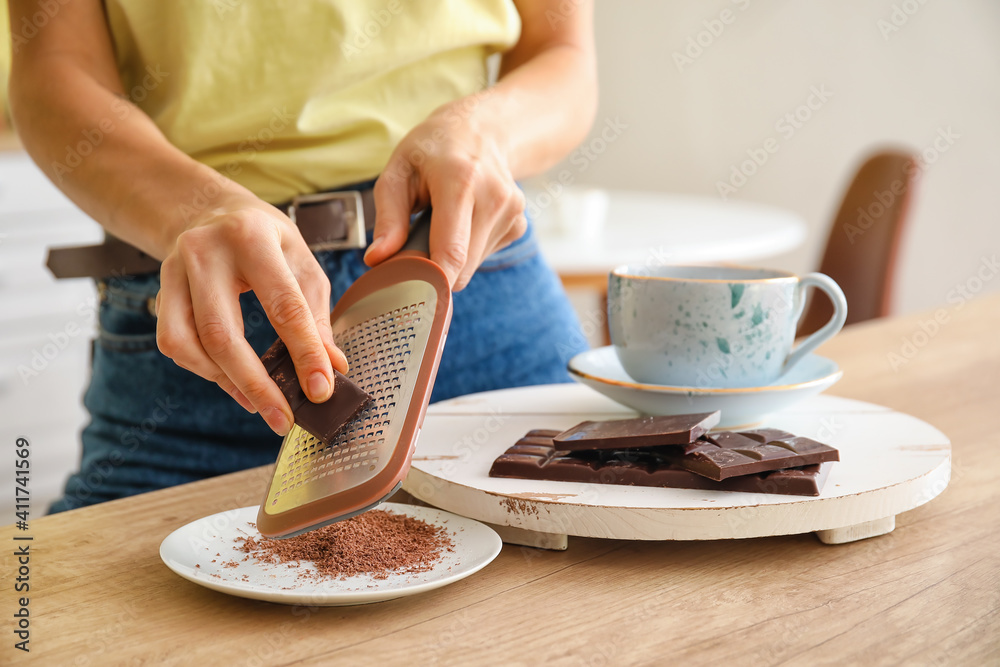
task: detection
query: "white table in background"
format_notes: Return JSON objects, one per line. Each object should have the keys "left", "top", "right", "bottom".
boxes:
{"left": 534, "top": 189, "right": 807, "bottom": 276}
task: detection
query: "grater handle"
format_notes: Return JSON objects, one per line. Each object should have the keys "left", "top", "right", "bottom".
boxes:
{"left": 398, "top": 208, "right": 432, "bottom": 257}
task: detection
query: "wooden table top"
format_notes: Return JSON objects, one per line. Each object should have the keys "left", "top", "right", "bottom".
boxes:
{"left": 4, "top": 293, "right": 999, "bottom": 666}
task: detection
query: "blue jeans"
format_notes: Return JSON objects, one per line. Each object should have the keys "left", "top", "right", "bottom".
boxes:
{"left": 49, "top": 223, "right": 587, "bottom": 512}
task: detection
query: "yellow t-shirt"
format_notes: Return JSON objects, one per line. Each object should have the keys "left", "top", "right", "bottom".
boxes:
{"left": 105, "top": 0, "right": 520, "bottom": 203}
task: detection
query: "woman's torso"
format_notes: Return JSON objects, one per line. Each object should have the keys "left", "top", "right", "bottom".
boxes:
{"left": 105, "top": 0, "right": 520, "bottom": 202}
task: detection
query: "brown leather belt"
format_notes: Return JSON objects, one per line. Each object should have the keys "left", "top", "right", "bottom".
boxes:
{"left": 46, "top": 189, "right": 376, "bottom": 280}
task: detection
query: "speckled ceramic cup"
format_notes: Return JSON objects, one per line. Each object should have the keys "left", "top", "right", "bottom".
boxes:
{"left": 608, "top": 265, "right": 847, "bottom": 388}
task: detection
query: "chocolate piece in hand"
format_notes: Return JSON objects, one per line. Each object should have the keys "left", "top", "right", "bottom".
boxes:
{"left": 681, "top": 432, "right": 840, "bottom": 481}
{"left": 261, "top": 338, "right": 372, "bottom": 445}
{"left": 552, "top": 412, "right": 721, "bottom": 451}
{"left": 489, "top": 432, "right": 832, "bottom": 496}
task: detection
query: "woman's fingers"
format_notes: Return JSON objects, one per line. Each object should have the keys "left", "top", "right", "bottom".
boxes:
{"left": 183, "top": 250, "right": 296, "bottom": 436}
{"left": 315, "top": 312, "right": 349, "bottom": 374}
{"left": 369, "top": 134, "right": 528, "bottom": 292}
{"left": 420, "top": 173, "right": 477, "bottom": 290}
{"left": 158, "top": 210, "right": 345, "bottom": 437}
{"left": 367, "top": 164, "right": 420, "bottom": 267}
{"left": 455, "top": 177, "right": 527, "bottom": 291}
{"left": 156, "top": 257, "right": 259, "bottom": 416}
{"left": 219, "top": 380, "right": 256, "bottom": 414}
{"left": 240, "top": 238, "right": 336, "bottom": 406}
{"left": 153, "top": 198, "right": 353, "bottom": 437}
{"left": 427, "top": 176, "right": 476, "bottom": 289}
{"left": 156, "top": 255, "right": 221, "bottom": 379}
{"left": 291, "top": 239, "right": 349, "bottom": 375}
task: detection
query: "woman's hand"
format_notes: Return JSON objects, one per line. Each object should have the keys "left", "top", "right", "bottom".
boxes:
{"left": 154, "top": 196, "right": 348, "bottom": 436}
{"left": 364, "top": 101, "right": 528, "bottom": 291}
{"left": 364, "top": 0, "right": 597, "bottom": 288}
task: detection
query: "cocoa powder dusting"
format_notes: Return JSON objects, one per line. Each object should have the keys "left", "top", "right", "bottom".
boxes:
{"left": 233, "top": 510, "right": 454, "bottom": 581}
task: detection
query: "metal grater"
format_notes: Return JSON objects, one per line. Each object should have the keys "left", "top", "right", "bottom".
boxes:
{"left": 256, "top": 213, "right": 451, "bottom": 538}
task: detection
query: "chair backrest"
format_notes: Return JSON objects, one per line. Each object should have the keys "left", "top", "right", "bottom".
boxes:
{"left": 798, "top": 149, "right": 917, "bottom": 337}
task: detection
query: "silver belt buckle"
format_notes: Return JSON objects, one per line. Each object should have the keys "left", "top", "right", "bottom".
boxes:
{"left": 287, "top": 190, "right": 367, "bottom": 251}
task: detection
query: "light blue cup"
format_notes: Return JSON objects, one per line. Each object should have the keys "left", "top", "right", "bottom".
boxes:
{"left": 608, "top": 265, "right": 847, "bottom": 388}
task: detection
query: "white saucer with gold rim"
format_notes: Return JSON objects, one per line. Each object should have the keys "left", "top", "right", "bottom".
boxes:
{"left": 567, "top": 346, "right": 842, "bottom": 428}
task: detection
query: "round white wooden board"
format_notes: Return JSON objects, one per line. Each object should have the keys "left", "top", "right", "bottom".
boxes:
{"left": 404, "top": 385, "right": 950, "bottom": 542}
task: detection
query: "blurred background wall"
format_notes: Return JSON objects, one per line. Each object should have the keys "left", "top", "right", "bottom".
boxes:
{"left": 533, "top": 0, "right": 1000, "bottom": 315}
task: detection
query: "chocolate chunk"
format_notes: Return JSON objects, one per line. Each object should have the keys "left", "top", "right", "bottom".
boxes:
{"left": 552, "top": 412, "right": 721, "bottom": 451}
{"left": 679, "top": 431, "right": 840, "bottom": 481}
{"left": 489, "top": 432, "right": 832, "bottom": 496}
{"left": 738, "top": 428, "right": 796, "bottom": 444}
{"left": 525, "top": 429, "right": 561, "bottom": 438}
{"left": 261, "top": 338, "right": 372, "bottom": 444}
{"left": 701, "top": 431, "right": 762, "bottom": 449}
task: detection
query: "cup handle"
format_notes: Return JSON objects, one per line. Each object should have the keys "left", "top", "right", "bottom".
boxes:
{"left": 783, "top": 272, "right": 848, "bottom": 373}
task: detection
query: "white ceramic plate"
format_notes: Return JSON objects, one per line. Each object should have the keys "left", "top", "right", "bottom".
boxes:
{"left": 568, "top": 346, "right": 842, "bottom": 428}
{"left": 159, "top": 503, "right": 502, "bottom": 606}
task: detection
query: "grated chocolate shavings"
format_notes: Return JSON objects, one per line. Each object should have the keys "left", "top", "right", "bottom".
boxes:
{"left": 232, "top": 510, "right": 454, "bottom": 581}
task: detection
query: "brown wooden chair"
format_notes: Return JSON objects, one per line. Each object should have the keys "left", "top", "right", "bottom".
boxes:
{"left": 798, "top": 149, "right": 918, "bottom": 336}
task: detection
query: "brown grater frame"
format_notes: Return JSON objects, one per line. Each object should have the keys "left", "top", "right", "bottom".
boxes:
{"left": 256, "top": 219, "right": 452, "bottom": 538}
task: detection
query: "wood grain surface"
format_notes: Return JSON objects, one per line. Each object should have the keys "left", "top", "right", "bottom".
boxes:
{"left": 3, "top": 293, "right": 998, "bottom": 666}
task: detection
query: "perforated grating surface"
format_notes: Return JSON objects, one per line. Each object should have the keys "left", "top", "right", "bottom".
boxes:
{"left": 265, "top": 281, "right": 438, "bottom": 513}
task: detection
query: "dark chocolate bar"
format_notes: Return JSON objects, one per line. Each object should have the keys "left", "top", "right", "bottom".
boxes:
{"left": 490, "top": 433, "right": 832, "bottom": 496}
{"left": 738, "top": 428, "right": 796, "bottom": 443}
{"left": 681, "top": 432, "right": 839, "bottom": 481}
{"left": 552, "top": 412, "right": 721, "bottom": 451}
{"left": 261, "top": 338, "right": 372, "bottom": 444}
